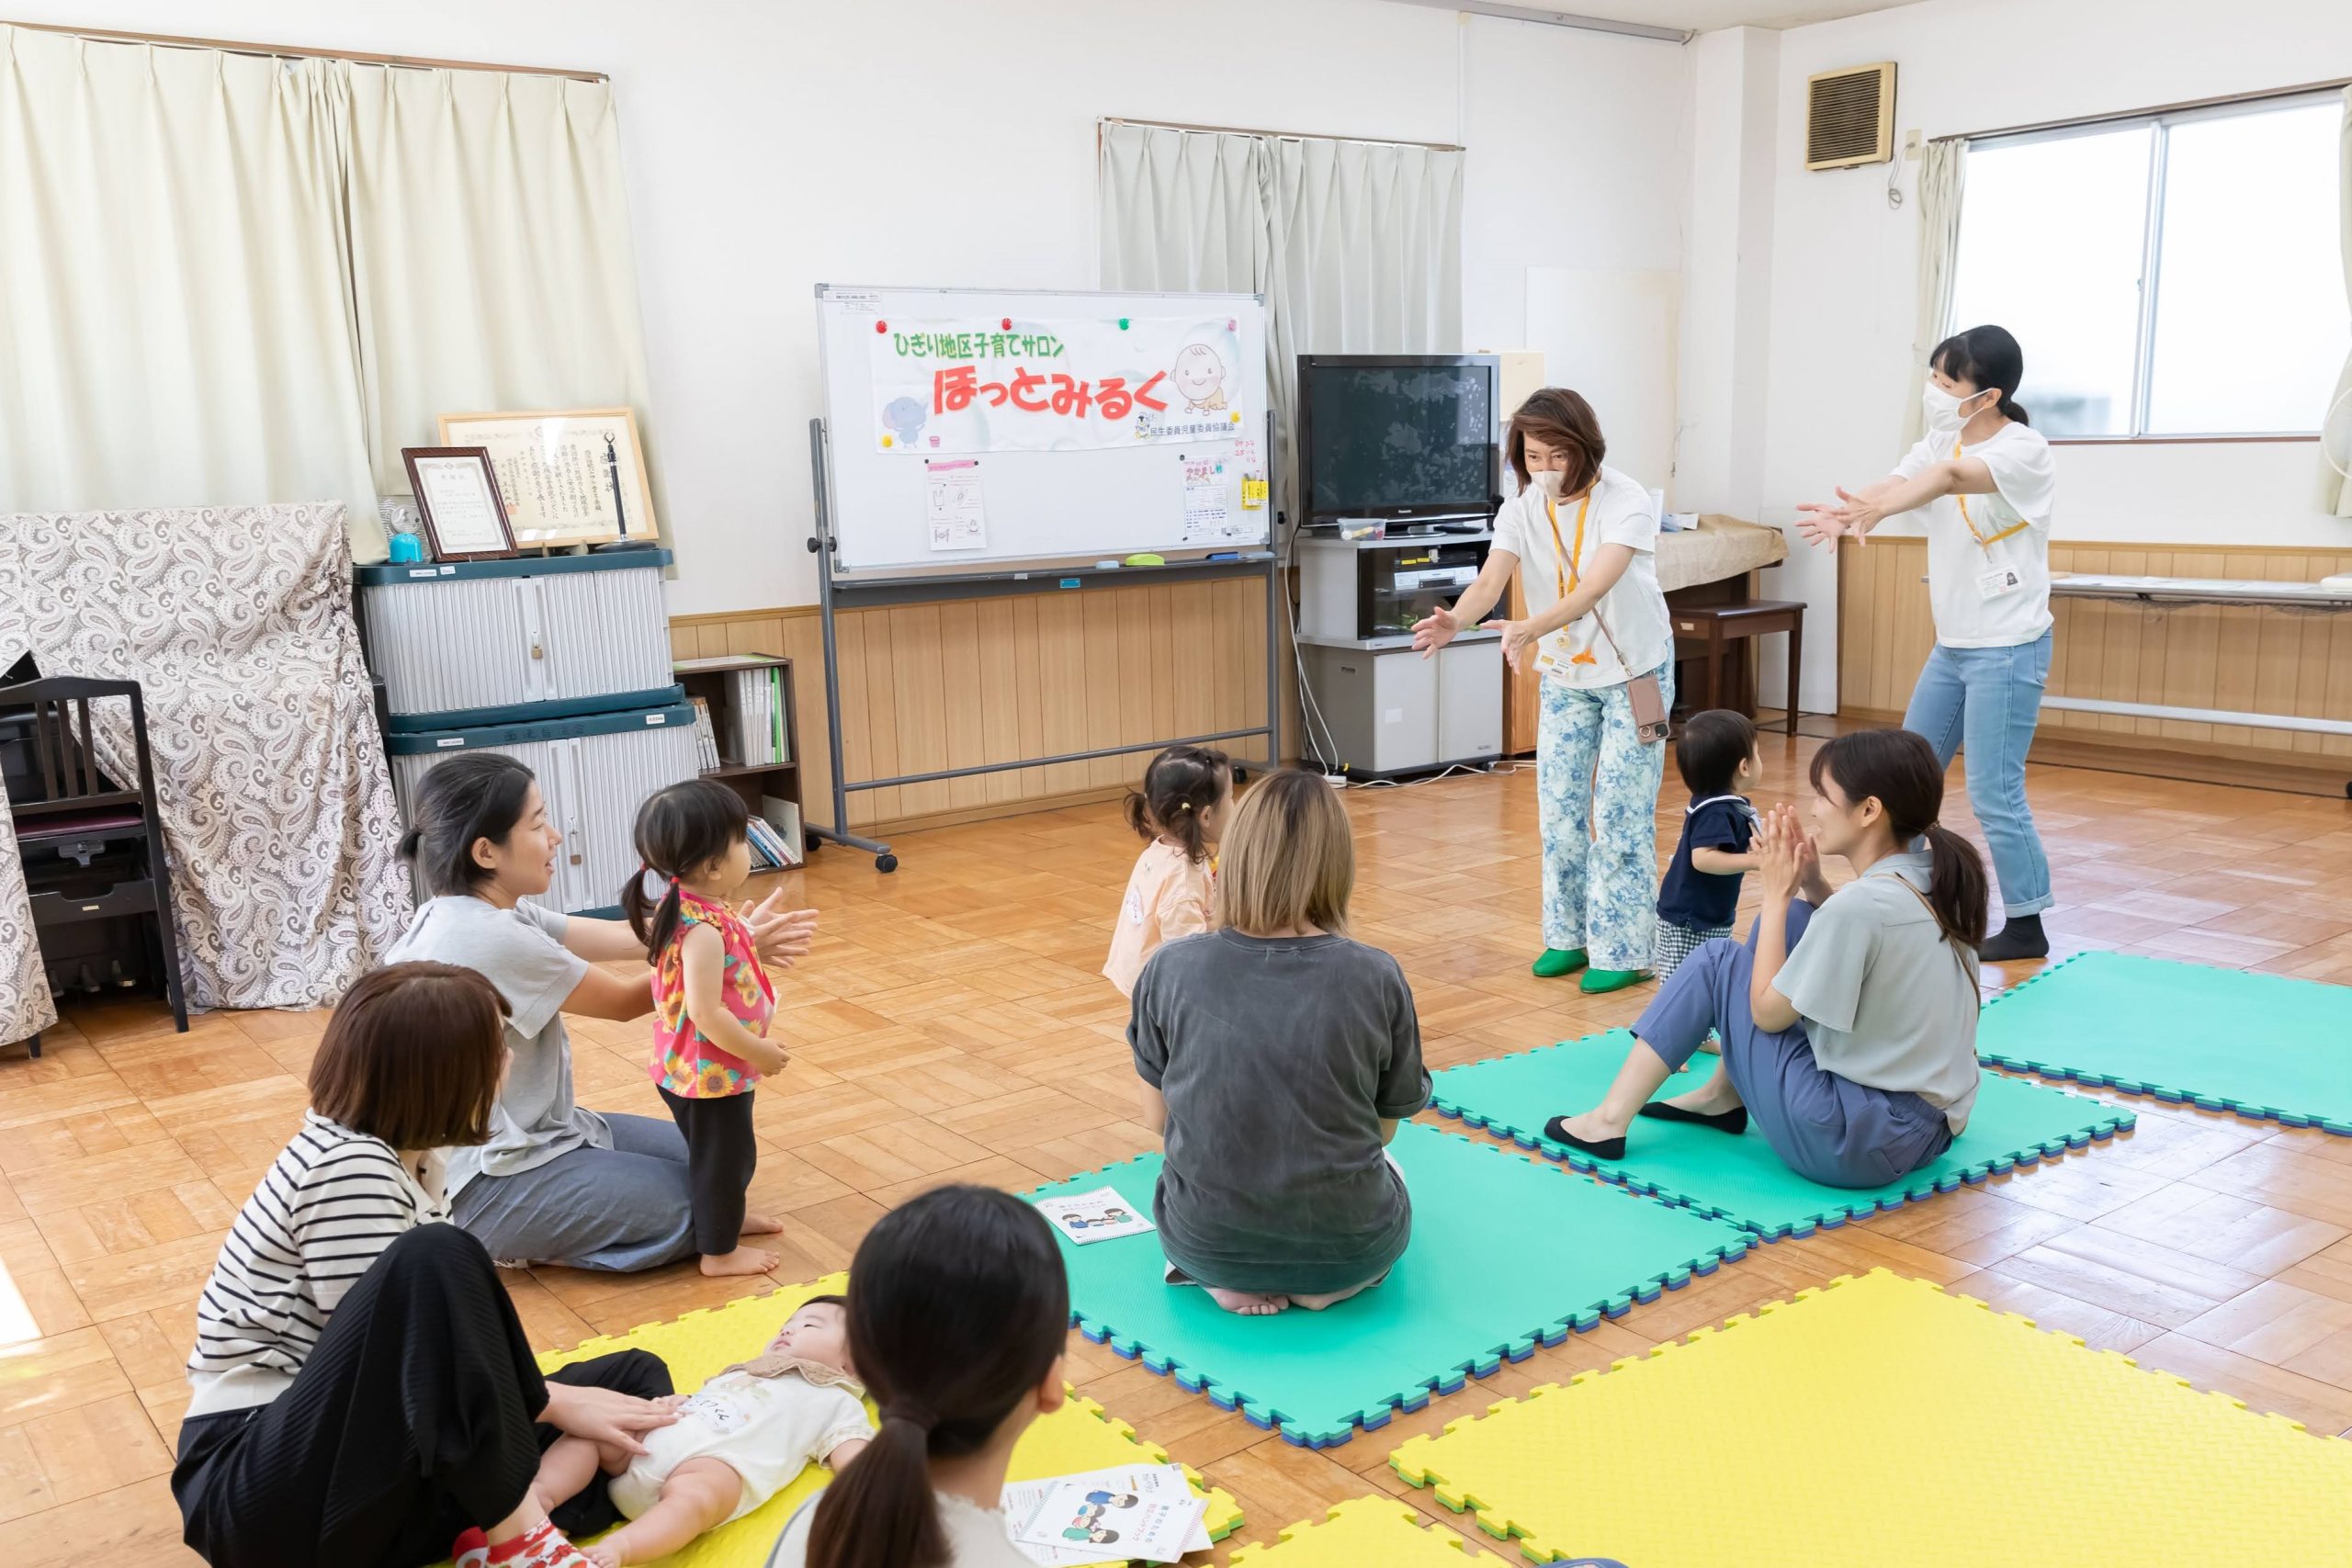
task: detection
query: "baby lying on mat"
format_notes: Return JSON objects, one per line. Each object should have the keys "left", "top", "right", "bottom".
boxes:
{"left": 529, "top": 1296, "right": 874, "bottom": 1568}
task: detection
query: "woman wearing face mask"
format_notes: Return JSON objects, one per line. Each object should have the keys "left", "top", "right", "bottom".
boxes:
{"left": 1413, "top": 388, "right": 1675, "bottom": 994}
{"left": 1795, "top": 325, "right": 2057, "bottom": 962}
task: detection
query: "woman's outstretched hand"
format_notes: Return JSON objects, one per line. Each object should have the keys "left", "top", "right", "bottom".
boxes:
{"left": 1411, "top": 603, "right": 1462, "bottom": 658}
{"left": 1483, "top": 617, "right": 1537, "bottom": 673}
{"left": 1795, "top": 487, "right": 1882, "bottom": 548}
{"left": 740, "top": 888, "right": 819, "bottom": 969}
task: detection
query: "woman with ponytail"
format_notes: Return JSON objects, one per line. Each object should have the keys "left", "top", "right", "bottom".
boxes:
{"left": 766, "top": 1186, "right": 1070, "bottom": 1568}
{"left": 1794, "top": 324, "right": 2059, "bottom": 962}
{"left": 386, "top": 754, "right": 816, "bottom": 1272}
{"left": 1543, "top": 729, "right": 1986, "bottom": 1190}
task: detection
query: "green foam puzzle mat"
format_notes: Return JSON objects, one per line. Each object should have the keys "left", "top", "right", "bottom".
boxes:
{"left": 1026, "top": 1121, "right": 1755, "bottom": 1450}
{"left": 1429, "top": 1031, "right": 2132, "bottom": 1238}
{"left": 1388, "top": 1269, "right": 2352, "bottom": 1565}
{"left": 1976, "top": 950, "right": 2352, "bottom": 1134}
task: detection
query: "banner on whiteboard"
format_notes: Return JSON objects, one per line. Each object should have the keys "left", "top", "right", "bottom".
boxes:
{"left": 872, "top": 316, "right": 1248, "bottom": 455}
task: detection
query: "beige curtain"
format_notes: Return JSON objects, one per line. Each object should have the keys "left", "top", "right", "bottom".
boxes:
{"left": 1098, "top": 121, "right": 1465, "bottom": 522}
{"left": 1905, "top": 139, "right": 1968, "bottom": 446}
{"left": 2324, "top": 86, "right": 2351, "bottom": 515}
{"left": 345, "top": 65, "right": 665, "bottom": 545}
{"left": 0, "top": 26, "right": 381, "bottom": 552}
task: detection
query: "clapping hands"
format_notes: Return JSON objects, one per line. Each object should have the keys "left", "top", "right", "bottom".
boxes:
{"left": 1754, "top": 803, "right": 1826, "bottom": 904}
{"left": 1794, "top": 488, "right": 1881, "bottom": 549}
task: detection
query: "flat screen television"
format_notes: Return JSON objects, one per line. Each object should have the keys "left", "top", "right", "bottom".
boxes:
{"left": 1296, "top": 355, "right": 1500, "bottom": 525}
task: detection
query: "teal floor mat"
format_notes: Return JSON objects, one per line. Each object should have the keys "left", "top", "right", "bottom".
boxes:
{"left": 1430, "top": 1032, "right": 2133, "bottom": 1238}
{"left": 1027, "top": 1121, "right": 1753, "bottom": 1449}
{"left": 1977, "top": 950, "right": 2352, "bottom": 1135}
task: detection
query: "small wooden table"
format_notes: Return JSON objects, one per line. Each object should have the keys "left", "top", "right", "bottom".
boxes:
{"left": 1671, "top": 599, "right": 1805, "bottom": 736}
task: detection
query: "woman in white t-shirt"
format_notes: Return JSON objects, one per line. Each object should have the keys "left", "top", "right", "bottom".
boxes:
{"left": 1414, "top": 388, "right": 1676, "bottom": 993}
{"left": 1797, "top": 325, "right": 2058, "bottom": 962}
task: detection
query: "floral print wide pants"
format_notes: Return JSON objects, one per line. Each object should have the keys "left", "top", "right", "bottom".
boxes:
{"left": 1535, "top": 662, "right": 1673, "bottom": 970}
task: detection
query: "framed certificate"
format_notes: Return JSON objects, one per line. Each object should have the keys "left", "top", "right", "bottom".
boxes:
{"left": 401, "top": 447, "right": 516, "bottom": 561}
{"left": 435, "top": 408, "right": 659, "bottom": 549}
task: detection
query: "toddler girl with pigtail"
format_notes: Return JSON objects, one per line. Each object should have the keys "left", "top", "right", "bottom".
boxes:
{"left": 1102, "top": 745, "right": 1232, "bottom": 998}
{"left": 622, "top": 780, "right": 788, "bottom": 1279}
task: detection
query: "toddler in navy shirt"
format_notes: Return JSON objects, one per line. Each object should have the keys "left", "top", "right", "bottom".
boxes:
{"left": 1651, "top": 709, "right": 1763, "bottom": 985}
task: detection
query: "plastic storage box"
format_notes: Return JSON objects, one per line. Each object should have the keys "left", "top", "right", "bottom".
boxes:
{"left": 384, "top": 702, "right": 698, "bottom": 916}
{"left": 357, "top": 547, "right": 680, "bottom": 731}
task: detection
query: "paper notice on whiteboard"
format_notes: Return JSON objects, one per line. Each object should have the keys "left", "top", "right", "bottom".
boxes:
{"left": 925, "top": 459, "right": 987, "bottom": 551}
{"left": 1180, "top": 456, "right": 1243, "bottom": 545}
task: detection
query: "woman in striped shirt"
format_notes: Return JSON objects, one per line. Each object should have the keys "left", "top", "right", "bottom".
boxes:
{"left": 174, "top": 963, "right": 682, "bottom": 1568}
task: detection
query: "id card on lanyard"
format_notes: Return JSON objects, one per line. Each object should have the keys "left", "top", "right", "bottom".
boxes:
{"left": 1541, "top": 493, "right": 1596, "bottom": 671}
{"left": 1952, "top": 435, "right": 2030, "bottom": 600}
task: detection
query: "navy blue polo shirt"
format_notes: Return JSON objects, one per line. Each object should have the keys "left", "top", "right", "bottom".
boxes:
{"left": 1656, "top": 795, "right": 1758, "bottom": 931}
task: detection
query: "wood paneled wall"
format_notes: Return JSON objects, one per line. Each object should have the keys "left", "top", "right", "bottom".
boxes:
{"left": 1838, "top": 537, "right": 2352, "bottom": 761}
{"left": 671, "top": 577, "right": 1270, "bottom": 835}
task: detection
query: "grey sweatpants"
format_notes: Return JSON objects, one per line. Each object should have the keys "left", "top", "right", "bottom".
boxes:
{"left": 451, "top": 1111, "right": 697, "bottom": 1272}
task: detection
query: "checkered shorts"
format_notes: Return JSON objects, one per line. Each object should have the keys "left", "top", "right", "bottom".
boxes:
{"left": 1650, "top": 919, "right": 1732, "bottom": 983}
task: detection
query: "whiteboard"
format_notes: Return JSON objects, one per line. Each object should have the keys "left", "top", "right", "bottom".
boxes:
{"left": 815, "top": 285, "right": 1272, "bottom": 576}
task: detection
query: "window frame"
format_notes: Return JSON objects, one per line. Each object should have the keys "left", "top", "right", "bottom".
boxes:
{"left": 1957, "top": 86, "right": 2346, "bottom": 446}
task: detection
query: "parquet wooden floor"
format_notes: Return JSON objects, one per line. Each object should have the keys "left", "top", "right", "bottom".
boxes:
{"left": 6, "top": 737, "right": 2352, "bottom": 1565}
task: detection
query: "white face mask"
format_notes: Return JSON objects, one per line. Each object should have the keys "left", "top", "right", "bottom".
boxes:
{"left": 1923, "top": 381, "right": 1995, "bottom": 440}
{"left": 1532, "top": 469, "right": 1566, "bottom": 499}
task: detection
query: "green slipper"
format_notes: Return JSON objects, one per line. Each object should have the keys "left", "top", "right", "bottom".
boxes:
{"left": 1531, "top": 947, "right": 1589, "bottom": 978}
{"left": 1578, "top": 966, "right": 1648, "bottom": 995}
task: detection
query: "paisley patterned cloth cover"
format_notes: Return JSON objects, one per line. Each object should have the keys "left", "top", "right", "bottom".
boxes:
{"left": 0, "top": 503, "right": 412, "bottom": 1010}
{"left": 0, "top": 784, "right": 57, "bottom": 1046}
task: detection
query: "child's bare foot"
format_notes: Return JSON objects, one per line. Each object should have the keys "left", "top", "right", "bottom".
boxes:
{"left": 741, "top": 1213, "right": 785, "bottom": 1235}
{"left": 1204, "top": 1286, "right": 1288, "bottom": 1315}
{"left": 1697, "top": 1034, "right": 1722, "bottom": 1055}
{"left": 699, "top": 1246, "right": 778, "bottom": 1278}
{"left": 582, "top": 1542, "right": 626, "bottom": 1568}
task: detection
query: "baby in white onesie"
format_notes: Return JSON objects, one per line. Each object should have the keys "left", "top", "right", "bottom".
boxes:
{"left": 528, "top": 1296, "right": 874, "bottom": 1568}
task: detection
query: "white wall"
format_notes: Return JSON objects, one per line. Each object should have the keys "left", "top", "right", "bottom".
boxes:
{"left": 14, "top": 0, "right": 1693, "bottom": 615}
{"left": 1689, "top": 0, "right": 2352, "bottom": 713}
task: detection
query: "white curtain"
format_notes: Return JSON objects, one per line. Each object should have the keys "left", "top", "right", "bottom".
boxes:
{"left": 2324, "top": 85, "right": 2351, "bottom": 516}
{"left": 0, "top": 28, "right": 662, "bottom": 561}
{"left": 345, "top": 65, "right": 665, "bottom": 544}
{"left": 0, "top": 26, "right": 382, "bottom": 553}
{"left": 1904, "top": 139, "right": 1968, "bottom": 446}
{"left": 1099, "top": 121, "right": 1464, "bottom": 521}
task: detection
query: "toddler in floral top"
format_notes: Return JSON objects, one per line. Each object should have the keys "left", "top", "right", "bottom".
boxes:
{"left": 624, "top": 780, "right": 788, "bottom": 1278}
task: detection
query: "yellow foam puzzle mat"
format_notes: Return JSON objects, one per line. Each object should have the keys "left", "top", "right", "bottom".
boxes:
{"left": 511, "top": 1275, "right": 1242, "bottom": 1567}
{"left": 1226, "top": 1496, "right": 1494, "bottom": 1565}
{"left": 1389, "top": 1269, "right": 2352, "bottom": 1565}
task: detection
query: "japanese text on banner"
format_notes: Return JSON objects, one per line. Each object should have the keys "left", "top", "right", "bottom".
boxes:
{"left": 873, "top": 316, "right": 1249, "bottom": 456}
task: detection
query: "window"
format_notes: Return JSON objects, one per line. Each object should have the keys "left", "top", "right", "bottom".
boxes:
{"left": 1948, "top": 93, "right": 2348, "bottom": 439}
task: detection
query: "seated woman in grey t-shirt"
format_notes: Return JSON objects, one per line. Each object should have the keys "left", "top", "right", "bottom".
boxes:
{"left": 1128, "top": 769, "right": 1430, "bottom": 1316}
{"left": 1544, "top": 729, "right": 1985, "bottom": 1190}
{"left": 384, "top": 754, "right": 816, "bottom": 1271}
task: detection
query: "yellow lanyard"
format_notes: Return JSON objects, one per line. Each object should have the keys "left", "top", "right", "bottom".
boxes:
{"left": 1544, "top": 491, "right": 1591, "bottom": 598}
{"left": 1542, "top": 492, "right": 1599, "bottom": 666}
{"left": 1952, "top": 435, "right": 2030, "bottom": 551}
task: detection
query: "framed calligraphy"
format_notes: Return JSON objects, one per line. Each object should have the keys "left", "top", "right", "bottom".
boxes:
{"left": 435, "top": 408, "right": 660, "bottom": 549}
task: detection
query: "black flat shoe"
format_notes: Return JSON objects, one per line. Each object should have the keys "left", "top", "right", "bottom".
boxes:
{"left": 1637, "top": 1102, "right": 1749, "bottom": 1135}
{"left": 1543, "top": 1115, "right": 1626, "bottom": 1160}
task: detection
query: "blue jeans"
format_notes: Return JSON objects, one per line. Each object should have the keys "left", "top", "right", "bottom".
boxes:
{"left": 1903, "top": 632, "right": 2053, "bottom": 918}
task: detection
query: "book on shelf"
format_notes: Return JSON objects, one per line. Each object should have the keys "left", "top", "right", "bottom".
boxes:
{"left": 758, "top": 795, "right": 803, "bottom": 867}
{"left": 689, "top": 698, "right": 723, "bottom": 773}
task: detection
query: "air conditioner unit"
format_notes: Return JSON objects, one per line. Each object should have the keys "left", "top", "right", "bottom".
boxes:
{"left": 1806, "top": 62, "right": 1896, "bottom": 170}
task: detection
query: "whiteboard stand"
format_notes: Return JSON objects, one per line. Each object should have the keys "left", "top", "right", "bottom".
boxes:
{"left": 804, "top": 417, "right": 1283, "bottom": 872}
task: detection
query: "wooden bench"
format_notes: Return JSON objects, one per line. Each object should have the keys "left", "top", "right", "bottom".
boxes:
{"left": 1670, "top": 599, "right": 1805, "bottom": 737}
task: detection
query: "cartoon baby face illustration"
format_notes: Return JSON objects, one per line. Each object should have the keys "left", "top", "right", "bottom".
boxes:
{"left": 1172, "top": 344, "right": 1228, "bottom": 412}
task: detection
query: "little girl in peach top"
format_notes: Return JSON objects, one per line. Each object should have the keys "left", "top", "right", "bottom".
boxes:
{"left": 1103, "top": 745, "right": 1233, "bottom": 997}
{"left": 623, "top": 781, "right": 786, "bottom": 1279}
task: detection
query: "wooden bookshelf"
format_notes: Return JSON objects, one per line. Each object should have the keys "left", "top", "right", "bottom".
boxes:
{"left": 672, "top": 653, "right": 805, "bottom": 863}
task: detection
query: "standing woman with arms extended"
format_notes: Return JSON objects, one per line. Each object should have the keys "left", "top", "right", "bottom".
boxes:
{"left": 1797, "top": 325, "right": 2057, "bottom": 961}
{"left": 1413, "top": 389, "right": 1676, "bottom": 994}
